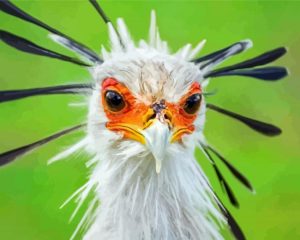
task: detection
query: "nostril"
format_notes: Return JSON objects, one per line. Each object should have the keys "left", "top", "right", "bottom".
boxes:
{"left": 164, "top": 113, "right": 172, "bottom": 122}
{"left": 147, "top": 113, "right": 156, "bottom": 122}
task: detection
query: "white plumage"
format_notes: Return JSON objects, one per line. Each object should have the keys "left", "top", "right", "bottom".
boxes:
{"left": 51, "top": 11, "right": 228, "bottom": 240}
{"left": 0, "top": 2, "right": 288, "bottom": 240}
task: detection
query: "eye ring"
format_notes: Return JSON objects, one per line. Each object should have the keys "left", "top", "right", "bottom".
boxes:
{"left": 104, "top": 90, "right": 126, "bottom": 112}
{"left": 183, "top": 93, "right": 202, "bottom": 115}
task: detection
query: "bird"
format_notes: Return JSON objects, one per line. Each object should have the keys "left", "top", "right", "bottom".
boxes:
{"left": 0, "top": 1, "right": 288, "bottom": 240}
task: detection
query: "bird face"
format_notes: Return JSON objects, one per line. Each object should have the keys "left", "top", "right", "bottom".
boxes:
{"left": 0, "top": 2, "right": 287, "bottom": 239}
{"left": 88, "top": 57, "right": 206, "bottom": 173}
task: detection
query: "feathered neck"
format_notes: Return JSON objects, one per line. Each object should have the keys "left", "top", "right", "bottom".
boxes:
{"left": 81, "top": 140, "right": 225, "bottom": 240}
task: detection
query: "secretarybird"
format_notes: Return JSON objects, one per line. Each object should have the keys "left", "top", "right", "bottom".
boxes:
{"left": 0, "top": 1, "right": 288, "bottom": 239}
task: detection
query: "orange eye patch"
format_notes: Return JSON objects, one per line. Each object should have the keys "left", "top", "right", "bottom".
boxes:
{"left": 166, "top": 82, "right": 202, "bottom": 137}
{"left": 102, "top": 78, "right": 151, "bottom": 129}
{"left": 101, "top": 78, "right": 203, "bottom": 142}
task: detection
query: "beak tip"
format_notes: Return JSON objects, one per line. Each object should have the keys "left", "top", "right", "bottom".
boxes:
{"left": 143, "top": 120, "right": 170, "bottom": 175}
{"left": 156, "top": 164, "right": 161, "bottom": 174}
{"left": 155, "top": 158, "right": 162, "bottom": 174}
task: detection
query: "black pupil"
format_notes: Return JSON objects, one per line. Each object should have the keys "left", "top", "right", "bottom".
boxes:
{"left": 105, "top": 90, "right": 125, "bottom": 111}
{"left": 184, "top": 93, "right": 202, "bottom": 114}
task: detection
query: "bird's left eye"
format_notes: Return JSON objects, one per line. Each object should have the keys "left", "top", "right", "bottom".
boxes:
{"left": 105, "top": 90, "right": 126, "bottom": 112}
{"left": 183, "top": 93, "right": 202, "bottom": 114}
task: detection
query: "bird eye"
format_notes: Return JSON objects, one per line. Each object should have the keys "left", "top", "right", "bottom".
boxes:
{"left": 183, "top": 93, "right": 202, "bottom": 114}
{"left": 105, "top": 90, "right": 125, "bottom": 112}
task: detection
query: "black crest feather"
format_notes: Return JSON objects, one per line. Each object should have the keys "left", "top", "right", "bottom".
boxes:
{"left": 0, "top": 0, "right": 101, "bottom": 63}
{"left": 199, "top": 41, "right": 251, "bottom": 70}
{"left": 0, "top": 30, "right": 91, "bottom": 66}
{"left": 89, "top": 0, "right": 111, "bottom": 24}
{"left": 206, "top": 145, "right": 253, "bottom": 192}
{"left": 193, "top": 40, "right": 251, "bottom": 64}
{"left": 0, "top": 84, "right": 93, "bottom": 103}
{"left": 201, "top": 145, "right": 239, "bottom": 207}
{"left": 0, "top": 124, "right": 85, "bottom": 167}
{"left": 205, "top": 66, "right": 288, "bottom": 81}
{"left": 207, "top": 103, "right": 282, "bottom": 136}
{"left": 89, "top": 0, "right": 125, "bottom": 49}
{"left": 207, "top": 47, "right": 286, "bottom": 73}
{"left": 214, "top": 194, "right": 246, "bottom": 240}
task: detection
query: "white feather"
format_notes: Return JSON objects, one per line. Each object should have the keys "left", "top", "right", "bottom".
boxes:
{"left": 48, "top": 10, "right": 250, "bottom": 240}
{"left": 108, "top": 22, "right": 123, "bottom": 53}
{"left": 188, "top": 39, "right": 207, "bottom": 60}
{"left": 48, "top": 137, "right": 88, "bottom": 164}
{"left": 149, "top": 10, "right": 157, "bottom": 47}
{"left": 117, "top": 18, "right": 134, "bottom": 50}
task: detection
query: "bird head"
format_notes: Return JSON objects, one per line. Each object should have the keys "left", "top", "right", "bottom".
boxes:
{"left": 0, "top": 2, "right": 288, "bottom": 239}
{"left": 88, "top": 43, "right": 206, "bottom": 173}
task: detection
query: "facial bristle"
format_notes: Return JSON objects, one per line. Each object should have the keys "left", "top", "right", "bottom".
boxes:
{"left": 201, "top": 145, "right": 239, "bottom": 208}
{"left": 207, "top": 103, "right": 282, "bottom": 136}
{"left": 0, "top": 84, "right": 93, "bottom": 103}
{"left": 205, "top": 66, "right": 288, "bottom": 81}
{"left": 206, "top": 145, "right": 253, "bottom": 192}
{"left": 0, "top": 30, "right": 91, "bottom": 66}
{"left": 0, "top": 0, "right": 100, "bottom": 63}
{"left": 0, "top": 124, "right": 85, "bottom": 167}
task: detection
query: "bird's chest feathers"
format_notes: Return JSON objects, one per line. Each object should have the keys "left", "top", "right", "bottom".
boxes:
{"left": 86, "top": 150, "right": 222, "bottom": 240}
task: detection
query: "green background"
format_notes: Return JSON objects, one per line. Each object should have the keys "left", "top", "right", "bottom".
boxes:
{"left": 1, "top": 1, "right": 299, "bottom": 239}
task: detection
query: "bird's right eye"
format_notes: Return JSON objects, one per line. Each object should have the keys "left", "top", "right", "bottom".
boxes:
{"left": 183, "top": 93, "right": 202, "bottom": 114}
{"left": 105, "top": 90, "right": 126, "bottom": 112}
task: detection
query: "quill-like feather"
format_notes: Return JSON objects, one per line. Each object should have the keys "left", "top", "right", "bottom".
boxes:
{"left": 0, "top": 124, "right": 85, "bottom": 166}
{"left": 202, "top": 145, "right": 239, "bottom": 207}
{"left": 0, "top": 84, "right": 93, "bottom": 103}
{"left": 199, "top": 40, "right": 252, "bottom": 71}
{"left": 0, "top": 0, "right": 100, "bottom": 63}
{"left": 89, "top": 0, "right": 111, "bottom": 23}
{"left": 89, "top": 0, "right": 125, "bottom": 49}
{"left": 214, "top": 194, "right": 246, "bottom": 240}
{"left": 207, "top": 47, "right": 287, "bottom": 74}
{"left": 193, "top": 40, "right": 251, "bottom": 64}
{"left": 205, "top": 66, "right": 288, "bottom": 81}
{"left": 207, "top": 103, "right": 282, "bottom": 136}
{"left": 0, "top": 30, "right": 91, "bottom": 66}
{"left": 206, "top": 145, "right": 253, "bottom": 191}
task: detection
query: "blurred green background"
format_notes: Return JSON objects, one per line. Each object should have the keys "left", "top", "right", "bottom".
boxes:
{"left": 0, "top": 1, "right": 299, "bottom": 239}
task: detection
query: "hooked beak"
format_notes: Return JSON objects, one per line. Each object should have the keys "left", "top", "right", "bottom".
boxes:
{"left": 106, "top": 110, "right": 193, "bottom": 174}
{"left": 143, "top": 120, "right": 171, "bottom": 174}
